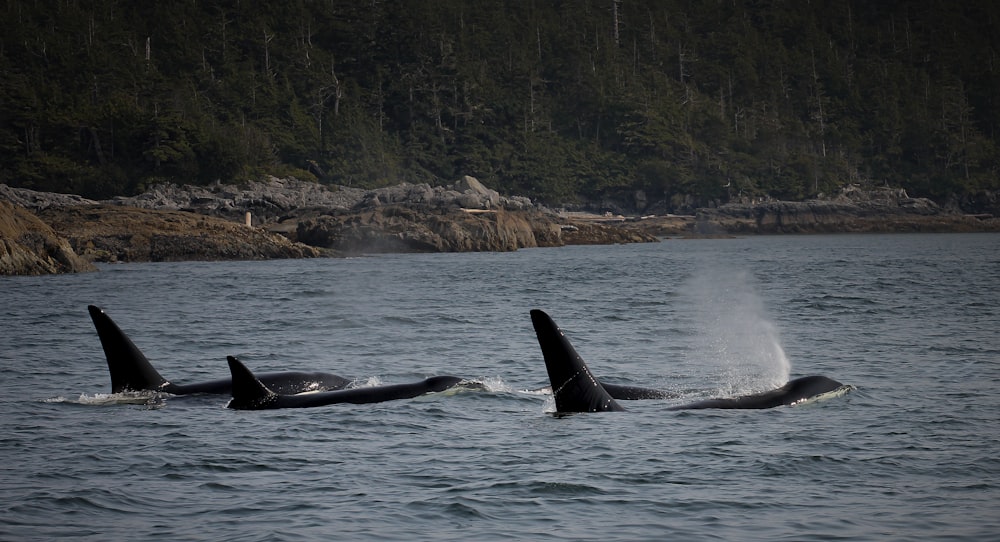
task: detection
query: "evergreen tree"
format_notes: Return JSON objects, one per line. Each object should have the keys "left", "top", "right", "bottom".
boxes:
{"left": 0, "top": 0, "right": 996, "bottom": 205}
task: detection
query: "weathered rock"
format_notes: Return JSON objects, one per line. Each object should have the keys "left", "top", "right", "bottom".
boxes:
{"left": 25, "top": 178, "right": 996, "bottom": 265}
{"left": 694, "top": 186, "right": 1000, "bottom": 234}
{"left": 109, "top": 177, "right": 367, "bottom": 223}
{"left": 948, "top": 189, "right": 1000, "bottom": 216}
{"left": 558, "top": 220, "right": 662, "bottom": 245}
{"left": 1, "top": 178, "right": 661, "bottom": 264}
{"left": 297, "top": 206, "right": 563, "bottom": 254}
{"left": 96, "top": 175, "right": 538, "bottom": 219}
{"left": 295, "top": 204, "right": 659, "bottom": 254}
{"left": 452, "top": 175, "right": 502, "bottom": 208}
{"left": 37, "top": 205, "right": 322, "bottom": 263}
{"left": 1, "top": 200, "right": 97, "bottom": 275}
{"left": 0, "top": 184, "right": 99, "bottom": 209}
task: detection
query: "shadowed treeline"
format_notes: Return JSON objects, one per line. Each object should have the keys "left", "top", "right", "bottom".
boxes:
{"left": 1, "top": 1, "right": 997, "bottom": 209}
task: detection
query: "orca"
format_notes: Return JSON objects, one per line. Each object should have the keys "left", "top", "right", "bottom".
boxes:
{"left": 528, "top": 382, "right": 674, "bottom": 400}
{"left": 88, "top": 305, "right": 351, "bottom": 395}
{"left": 600, "top": 382, "right": 677, "bottom": 400}
{"left": 665, "top": 375, "right": 845, "bottom": 410}
{"left": 530, "top": 309, "right": 624, "bottom": 412}
{"left": 530, "top": 309, "right": 845, "bottom": 413}
{"left": 226, "top": 356, "right": 463, "bottom": 409}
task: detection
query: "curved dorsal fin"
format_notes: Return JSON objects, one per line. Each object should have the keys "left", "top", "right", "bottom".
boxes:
{"left": 88, "top": 305, "right": 169, "bottom": 393}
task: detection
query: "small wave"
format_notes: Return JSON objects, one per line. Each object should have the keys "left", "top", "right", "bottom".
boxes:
{"left": 789, "top": 385, "right": 855, "bottom": 406}
{"left": 288, "top": 381, "right": 334, "bottom": 394}
{"left": 536, "top": 482, "right": 609, "bottom": 497}
{"left": 288, "top": 387, "right": 329, "bottom": 396}
{"left": 383, "top": 315, "right": 419, "bottom": 325}
{"left": 519, "top": 386, "right": 552, "bottom": 396}
{"left": 403, "top": 498, "right": 493, "bottom": 521}
{"left": 347, "top": 376, "right": 384, "bottom": 388}
{"left": 45, "top": 391, "right": 166, "bottom": 407}
{"left": 457, "top": 376, "right": 511, "bottom": 393}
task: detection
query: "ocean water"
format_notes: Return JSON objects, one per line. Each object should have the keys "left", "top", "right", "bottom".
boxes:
{"left": 1, "top": 233, "right": 998, "bottom": 541}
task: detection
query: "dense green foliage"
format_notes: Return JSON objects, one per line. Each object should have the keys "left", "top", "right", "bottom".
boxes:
{"left": 2, "top": 0, "right": 998, "bottom": 206}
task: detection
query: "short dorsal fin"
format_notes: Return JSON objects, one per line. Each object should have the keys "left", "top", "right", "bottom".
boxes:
{"left": 226, "top": 356, "right": 279, "bottom": 409}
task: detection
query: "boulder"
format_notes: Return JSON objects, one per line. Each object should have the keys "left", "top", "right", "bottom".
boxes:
{"left": 451, "top": 175, "right": 502, "bottom": 208}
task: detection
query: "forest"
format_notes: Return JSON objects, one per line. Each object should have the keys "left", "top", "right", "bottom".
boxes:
{"left": 1, "top": 0, "right": 998, "bottom": 208}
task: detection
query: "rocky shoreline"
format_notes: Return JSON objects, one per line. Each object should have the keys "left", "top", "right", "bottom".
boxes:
{"left": 0, "top": 177, "right": 660, "bottom": 275}
{"left": 692, "top": 185, "right": 1000, "bottom": 234}
{"left": 0, "top": 200, "right": 97, "bottom": 275}
{"left": 2, "top": 177, "right": 998, "bottom": 275}
{"left": 36, "top": 205, "right": 322, "bottom": 263}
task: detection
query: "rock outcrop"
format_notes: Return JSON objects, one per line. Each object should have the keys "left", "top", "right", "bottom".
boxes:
{"left": 294, "top": 205, "right": 659, "bottom": 254}
{"left": 297, "top": 206, "right": 561, "bottom": 254}
{"left": 694, "top": 186, "right": 1000, "bottom": 234}
{"left": 0, "top": 200, "right": 97, "bottom": 275}
{"left": 98, "top": 175, "right": 535, "bottom": 224}
{"left": 1, "top": 176, "right": 660, "bottom": 273}
{"left": 947, "top": 189, "right": 1000, "bottom": 217}
{"left": 36, "top": 205, "right": 321, "bottom": 263}
{"left": 0, "top": 184, "right": 99, "bottom": 209}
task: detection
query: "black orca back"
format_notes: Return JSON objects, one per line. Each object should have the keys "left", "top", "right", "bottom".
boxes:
{"left": 667, "top": 375, "right": 845, "bottom": 410}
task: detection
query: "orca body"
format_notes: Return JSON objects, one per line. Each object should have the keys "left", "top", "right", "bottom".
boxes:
{"left": 600, "top": 383, "right": 677, "bottom": 400}
{"left": 226, "top": 356, "right": 463, "bottom": 409}
{"left": 88, "top": 305, "right": 351, "bottom": 395}
{"left": 530, "top": 309, "right": 624, "bottom": 412}
{"left": 666, "top": 375, "right": 845, "bottom": 410}
{"left": 530, "top": 309, "right": 844, "bottom": 413}
{"left": 532, "top": 382, "right": 676, "bottom": 400}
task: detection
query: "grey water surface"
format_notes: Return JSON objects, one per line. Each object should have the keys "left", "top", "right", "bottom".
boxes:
{"left": 2, "top": 233, "right": 998, "bottom": 541}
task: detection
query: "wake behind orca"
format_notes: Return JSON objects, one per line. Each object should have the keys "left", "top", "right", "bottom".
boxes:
{"left": 88, "top": 305, "right": 350, "bottom": 395}
{"left": 226, "top": 356, "right": 463, "bottom": 409}
{"left": 530, "top": 309, "right": 846, "bottom": 413}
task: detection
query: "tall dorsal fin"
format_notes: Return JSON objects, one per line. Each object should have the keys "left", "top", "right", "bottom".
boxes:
{"left": 226, "top": 356, "right": 279, "bottom": 409}
{"left": 530, "top": 310, "right": 624, "bottom": 413}
{"left": 87, "top": 305, "right": 169, "bottom": 393}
